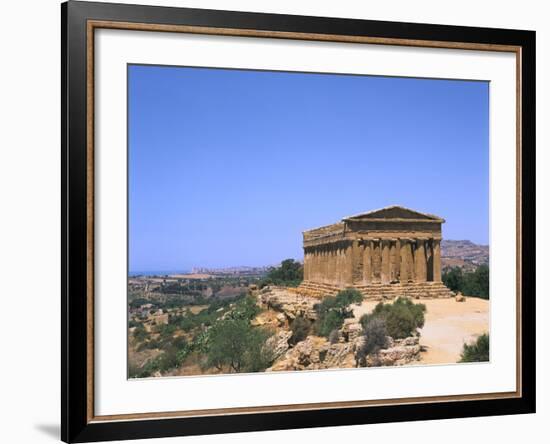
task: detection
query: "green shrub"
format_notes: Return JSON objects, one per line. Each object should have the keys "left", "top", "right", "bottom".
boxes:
{"left": 462, "top": 265, "right": 489, "bottom": 299}
{"left": 290, "top": 316, "right": 311, "bottom": 345}
{"left": 314, "top": 288, "right": 363, "bottom": 338}
{"left": 157, "top": 323, "right": 176, "bottom": 338}
{"left": 334, "top": 288, "right": 363, "bottom": 306}
{"left": 133, "top": 335, "right": 193, "bottom": 377}
{"left": 442, "top": 267, "right": 463, "bottom": 292}
{"left": 328, "top": 329, "right": 340, "bottom": 344}
{"left": 356, "top": 317, "right": 389, "bottom": 367}
{"left": 205, "top": 319, "right": 274, "bottom": 373}
{"left": 129, "top": 355, "right": 162, "bottom": 378}
{"left": 442, "top": 265, "right": 489, "bottom": 299}
{"left": 260, "top": 259, "right": 303, "bottom": 288}
{"left": 173, "top": 299, "right": 236, "bottom": 332}
{"left": 459, "top": 333, "right": 489, "bottom": 362}
{"left": 192, "top": 329, "right": 210, "bottom": 354}
{"left": 132, "top": 324, "right": 148, "bottom": 342}
{"left": 136, "top": 338, "right": 161, "bottom": 352}
{"left": 226, "top": 295, "right": 260, "bottom": 321}
{"left": 155, "top": 349, "right": 180, "bottom": 373}
{"left": 316, "top": 295, "right": 338, "bottom": 314}
{"left": 315, "top": 289, "right": 357, "bottom": 316}
{"left": 315, "top": 310, "right": 345, "bottom": 337}
{"left": 242, "top": 329, "right": 276, "bottom": 373}
{"left": 361, "top": 297, "right": 426, "bottom": 339}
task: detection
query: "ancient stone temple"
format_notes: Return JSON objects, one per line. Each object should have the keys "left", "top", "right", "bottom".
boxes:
{"left": 298, "top": 206, "right": 453, "bottom": 300}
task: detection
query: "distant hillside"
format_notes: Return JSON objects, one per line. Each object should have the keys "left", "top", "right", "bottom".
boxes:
{"left": 441, "top": 240, "right": 489, "bottom": 271}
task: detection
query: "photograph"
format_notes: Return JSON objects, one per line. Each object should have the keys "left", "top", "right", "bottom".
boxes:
{"left": 127, "top": 65, "right": 490, "bottom": 378}
{"left": 0, "top": 0, "right": 541, "bottom": 442}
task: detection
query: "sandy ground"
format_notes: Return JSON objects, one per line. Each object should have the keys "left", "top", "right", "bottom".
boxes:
{"left": 188, "top": 305, "right": 209, "bottom": 314}
{"left": 352, "top": 297, "right": 490, "bottom": 365}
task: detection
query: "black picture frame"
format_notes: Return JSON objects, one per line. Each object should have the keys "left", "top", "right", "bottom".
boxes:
{"left": 62, "top": 1, "right": 536, "bottom": 442}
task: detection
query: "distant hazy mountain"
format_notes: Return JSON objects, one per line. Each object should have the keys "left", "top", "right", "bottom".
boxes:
{"left": 441, "top": 240, "right": 489, "bottom": 271}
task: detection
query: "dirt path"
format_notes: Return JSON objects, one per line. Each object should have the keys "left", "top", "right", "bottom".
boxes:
{"left": 352, "top": 297, "right": 490, "bottom": 365}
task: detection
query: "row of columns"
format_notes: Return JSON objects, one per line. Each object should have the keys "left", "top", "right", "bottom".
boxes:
{"left": 363, "top": 237, "right": 441, "bottom": 285}
{"left": 304, "top": 237, "right": 441, "bottom": 286}
{"left": 303, "top": 241, "right": 353, "bottom": 285}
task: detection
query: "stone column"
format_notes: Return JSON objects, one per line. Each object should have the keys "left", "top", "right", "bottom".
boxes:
{"left": 390, "top": 239, "right": 399, "bottom": 282}
{"left": 322, "top": 247, "right": 328, "bottom": 284}
{"left": 325, "top": 247, "right": 330, "bottom": 283}
{"left": 433, "top": 239, "right": 442, "bottom": 282}
{"left": 316, "top": 248, "right": 321, "bottom": 283}
{"left": 343, "top": 241, "right": 353, "bottom": 286}
{"left": 339, "top": 245, "right": 345, "bottom": 286}
{"left": 332, "top": 245, "right": 338, "bottom": 283}
{"left": 335, "top": 246, "right": 340, "bottom": 284}
{"left": 426, "top": 239, "right": 434, "bottom": 281}
{"left": 415, "top": 239, "right": 427, "bottom": 282}
{"left": 399, "top": 239, "right": 409, "bottom": 283}
{"left": 381, "top": 239, "right": 391, "bottom": 284}
{"left": 328, "top": 246, "right": 334, "bottom": 283}
{"left": 351, "top": 239, "right": 363, "bottom": 284}
{"left": 410, "top": 241, "right": 416, "bottom": 282}
{"left": 328, "top": 247, "right": 332, "bottom": 284}
{"left": 316, "top": 249, "right": 321, "bottom": 282}
{"left": 372, "top": 239, "right": 381, "bottom": 283}
{"left": 363, "top": 239, "right": 372, "bottom": 284}
{"left": 334, "top": 246, "right": 339, "bottom": 286}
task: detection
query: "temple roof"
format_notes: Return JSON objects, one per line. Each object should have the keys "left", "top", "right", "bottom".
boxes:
{"left": 342, "top": 205, "right": 445, "bottom": 223}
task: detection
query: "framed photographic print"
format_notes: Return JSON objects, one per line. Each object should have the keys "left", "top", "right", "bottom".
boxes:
{"left": 61, "top": 1, "right": 536, "bottom": 442}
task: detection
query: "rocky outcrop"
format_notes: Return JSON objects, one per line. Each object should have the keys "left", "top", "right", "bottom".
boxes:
{"left": 366, "top": 336, "right": 421, "bottom": 366}
{"left": 275, "top": 313, "right": 287, "bottom": 327}
{"left": 267, "top": 331, "right": 422, "bottom": 371}
{"left": 455, "top": 292, "right": 466, "bottom": 302}
{"left": 259, "top": 287, "right": 319, "bottom": 321}
{"left": 265, "top": 330, "right": 292, "bottom": 360}
{"left": 322, "top": 342, "right": 356, "bottom": 368}
{"left": 341, "top": 318, "right": 362, "bottom": 342}
{"left": 267, "top": 336, "right": 357, "bottom": 371}
{"left": 259, "top": 287, "right": 422, "bottom": 371}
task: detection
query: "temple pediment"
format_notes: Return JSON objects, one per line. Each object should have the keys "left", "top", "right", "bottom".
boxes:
{"left": 343, "top": 205, "right": 444, "bottom": 223}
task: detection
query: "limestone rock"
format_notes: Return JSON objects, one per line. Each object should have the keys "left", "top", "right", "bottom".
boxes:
{"left": 367, "top": 336, "right": 421, "bottom": 366}
{"left": 398, "top": 336, "right": 419, "bottom": 346}
{"left": 352, "top": 335, "right": 366, "bottom": 352}
{"left": 322, "top": 342, "right": 355, "bottom": 368}
{"left": 341, "top": 318, "right": 363, "bottom": 341}
{"left": 250, "top": 317, "right": 266, "bottom": 327}
{"left": 259, "top": 287, "right": 319, "bottom": 321}
{"left": 268, "top": 336, "right": 326, "bottom": 371}
{"left": 265, "top": 330, "right": 292, "bottom": 360}
{"left": 276, "top": 313, "right": 287, "bottom": 327}
{"left": 268, "top": 336, "right": 357, "bottom": 371}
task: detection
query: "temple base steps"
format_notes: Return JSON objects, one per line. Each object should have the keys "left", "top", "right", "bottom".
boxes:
{"left": 289, "top": 281, "right": 341, "bottom": 298}
{"left": 293, "top": 280, "right": 453, "bottom": 300}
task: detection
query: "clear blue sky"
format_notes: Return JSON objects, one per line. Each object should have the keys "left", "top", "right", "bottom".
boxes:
{"left": 128, "top": 64, "right": 488, "bottom": 273}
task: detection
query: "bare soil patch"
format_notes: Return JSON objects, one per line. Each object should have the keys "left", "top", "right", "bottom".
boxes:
{"left": 352, "top": 297, "right": 489, "bottom": 365}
